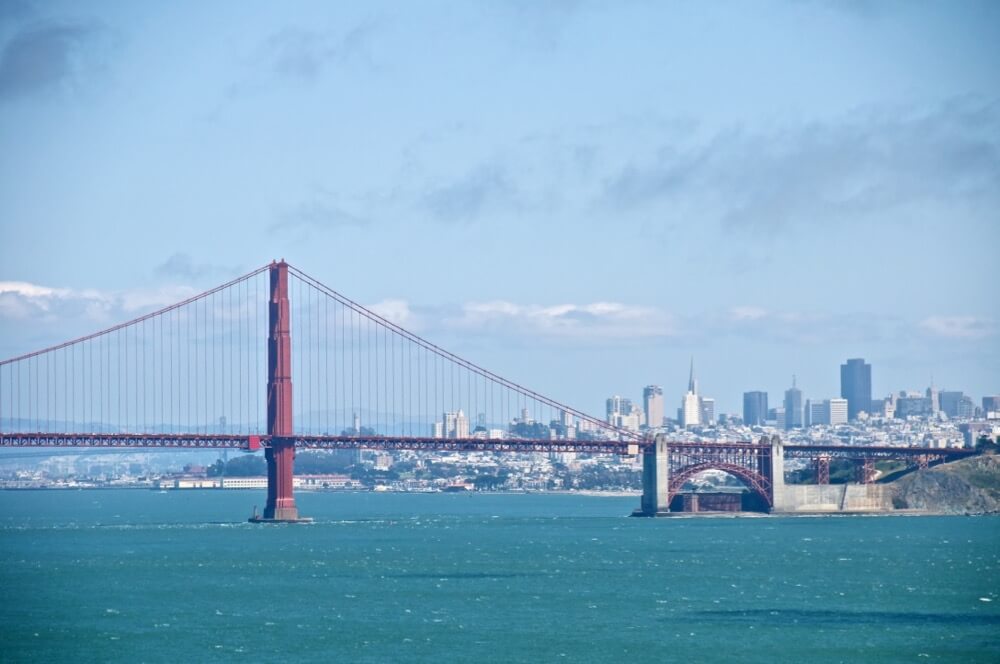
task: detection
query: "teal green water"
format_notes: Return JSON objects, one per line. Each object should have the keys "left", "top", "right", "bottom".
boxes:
{"left": 0, "top": 491, "right": 997, "bottom": 663}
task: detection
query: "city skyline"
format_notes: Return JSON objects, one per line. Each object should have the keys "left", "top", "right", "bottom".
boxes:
{"left": 619, "top": 355, "right": 996, "bottom": 428}
{"left": 1, "top": 1, "right": 997, "bottom": 417}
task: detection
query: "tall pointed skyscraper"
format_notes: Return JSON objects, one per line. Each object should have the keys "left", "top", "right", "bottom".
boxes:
{"left": 680, "top": 357, "right": 701, "bottom": 427}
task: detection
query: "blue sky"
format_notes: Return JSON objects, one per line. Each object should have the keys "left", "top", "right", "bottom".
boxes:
{"left": 0, "top": 0, "right": 997, "bottom": 415}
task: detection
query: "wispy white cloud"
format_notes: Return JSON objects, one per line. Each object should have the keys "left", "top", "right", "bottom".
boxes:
{"left": 729, "top": 305, "right": 768, "bottom": 321}
{"left": 270, "top": 198, "right": 369, "bottom": 234}
{"left": 367, "top": 299, "right": 413, "bottom": 327}
{"left": 919, "top": 316, "right": 995, "bottom": 340}
{"left": 0, "top": 280, "right": 105, "bottom": 320}
{"left": 448, "top": 300, "right": 675, "bottom": 339}
{"left": 0, "top": 280, "right": 195, "bottom": 324}
{"left": 154, "top": 253, "right": 241, "bottom": 281}
{"left": 0, "top": 281, "right": 70, "bottom": 299}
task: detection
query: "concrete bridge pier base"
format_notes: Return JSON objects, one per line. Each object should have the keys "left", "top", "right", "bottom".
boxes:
{"left": 634, "top": 435, "right": 670, "bottom": 516}
{"left": 770, "top": 434, "right": 788, "bottom": 512}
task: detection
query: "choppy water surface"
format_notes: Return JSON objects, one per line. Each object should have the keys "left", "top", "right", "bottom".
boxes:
{"left": 1, "top": 490, "right": 997, "bottom": 662}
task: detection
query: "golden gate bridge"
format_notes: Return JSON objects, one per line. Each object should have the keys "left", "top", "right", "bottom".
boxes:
{"left": 0, "top": 261, "right": 978, "bottom": 520}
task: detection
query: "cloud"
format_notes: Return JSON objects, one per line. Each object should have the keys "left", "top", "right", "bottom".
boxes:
{"left": 0, "top": 281, "right": 68, "bottom": 299}
{"left": 154, "top": 253, "right": 242, "bottom": 281}
{"left": 0, "top": 18, "right": 106, "bottom": 100}
{"left": 447, "top": 299, "right": 675, "bottom": 339}
{"left": 423, "top": 163, "right": 520, "bottom": 223}
{"left": 601, "top": 98, "right": 1000, "bottom": 233}
{"left": 367, "top": 299, "right": 413, "bottom": 327}
{"left": 920, "top": 316, "right": 995, "bottom": 340}
{"left": 729, "top": 305, "right": 768, "bottom": 321}
{"left": 491, "top": 0, "right": 589, "bottom": 50}
{"left": 0, "top": 281, "right": 79, "bottom": 319}
{"left": 263, "top": 20, "right": 379, "bottom": 82}
{"left": 270, "top": 198, "right": 369, "bottom": 234}
{"left": 0, "top": 279, "right": 195, "bottom": 326}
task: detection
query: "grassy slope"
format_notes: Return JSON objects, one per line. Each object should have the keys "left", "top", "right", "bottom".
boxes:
{"left": 890, "top": 454, "right": 1000, "bottom": 514}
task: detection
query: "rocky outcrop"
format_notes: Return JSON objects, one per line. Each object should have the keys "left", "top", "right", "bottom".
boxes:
{"left": 889, "top": 454, "right": 1000, "bottom": 515}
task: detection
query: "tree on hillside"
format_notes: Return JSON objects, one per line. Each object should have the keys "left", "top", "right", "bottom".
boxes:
{"left": 224, "top": 454, "right": 267, "bottom": 476}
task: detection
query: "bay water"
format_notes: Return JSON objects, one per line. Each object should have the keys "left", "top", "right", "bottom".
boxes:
{"left": 1, "top": 490, "right": 997, "bottom": 662}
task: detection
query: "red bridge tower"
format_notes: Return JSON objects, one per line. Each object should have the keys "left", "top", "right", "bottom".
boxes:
{"left": 253, "top": 260, "right": 309, "bottom": 523}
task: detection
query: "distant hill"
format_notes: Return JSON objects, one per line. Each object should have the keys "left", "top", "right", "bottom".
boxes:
{"left": 890, "top": 454, "right": 1000, "bottom": 515}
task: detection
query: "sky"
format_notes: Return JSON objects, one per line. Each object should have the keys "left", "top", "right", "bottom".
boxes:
{"left": 0, "top": 0, "right": 997, "bottom": 416}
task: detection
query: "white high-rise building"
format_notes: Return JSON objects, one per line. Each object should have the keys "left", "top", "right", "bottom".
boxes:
{"left": 680, "top": 358, "right": 701, "bottom": 427}
{"left": 643, "top": 385, "right": 664, "bottom": 428}
{"left": 829, "top": 398, "right": 848, "bottom": 425}
{"left": 805, "top": 398, "right": 850, "bottom": 427}
{"left": 441, "top": 410, "right": 470, "bottom": 438}
{"left": 614, "top": 411, "right": 642, "bottom": 432}
{"left": 699, "top": 397, "right": 715, "bottom": 425}
{"left": 681, "top": 393, "right": 700, "bottom": 427}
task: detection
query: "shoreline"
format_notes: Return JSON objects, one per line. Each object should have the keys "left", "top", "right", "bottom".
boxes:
{"left": 1, "top": 485, "right": 995, "bottom": 516}
{"left": 0, "top": 485, "right": 641, "bottom": 496}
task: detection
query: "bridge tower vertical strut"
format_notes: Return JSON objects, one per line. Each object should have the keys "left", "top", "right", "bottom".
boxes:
{"left": 259, "top": 260, "right": 305, "bottom": 522}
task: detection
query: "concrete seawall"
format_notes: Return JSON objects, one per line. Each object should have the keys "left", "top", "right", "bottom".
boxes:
{"left": 774, "top": 483, "right": 892, "bottom": 513}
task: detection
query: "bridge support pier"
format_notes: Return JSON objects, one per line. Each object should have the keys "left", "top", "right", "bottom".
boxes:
{"left": 634, "top": 434, "right": 670, "bottom": 516}
{"left": 261, "top": 440, "right": 300, "bottom": 521}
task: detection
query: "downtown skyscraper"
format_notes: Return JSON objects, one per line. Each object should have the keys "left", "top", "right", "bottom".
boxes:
{"left": 743, "top": 391, "right": 768, "bottom": 426}
{"left": 784, "top": 376, "right": 803, "bottom": 430}
{"left": 643, "top": 385, "right": 664, "bottom": 429}
{"left": 840, "top": 358, "right": 872, "bottom": 421}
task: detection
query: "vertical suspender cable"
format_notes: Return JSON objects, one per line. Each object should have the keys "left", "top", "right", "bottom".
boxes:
{"left": 64, "top": 343, "right": 67, "bottom": 432}
{"left": 238, "top": 279, "right": 242, "bottom": 434}
{"left": 229, "top": 285, "right": 234, "bottom": 433}
{"left": 249, "top": 277, "right": 253, "bottom": 434}
{"left": 211, "top": 291, "right": 215, "bottom": 432}
{"left": 117, "top": 328, "right": 121, "bottom": 431}
{"left": 307, "top": 281, "right": 312, "bottom": 434}
{"left": 194, "top": 295, "right": 198, "bottom": 433}
{"left": 325, "top": 292, "right": 329, "bottom": 435}
{"left": 256, "top": 274, "right": 260, "bottom": 434}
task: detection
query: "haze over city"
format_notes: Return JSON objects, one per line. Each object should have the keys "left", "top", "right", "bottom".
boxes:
{"left": 1, "top": 1, "right": 997, "bottom": 414}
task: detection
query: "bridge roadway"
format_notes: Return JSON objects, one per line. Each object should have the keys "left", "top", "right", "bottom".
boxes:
{"left": 0, "top": 432, "right": 980, "bottom": 461}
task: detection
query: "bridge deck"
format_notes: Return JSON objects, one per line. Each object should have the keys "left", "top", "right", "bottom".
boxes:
{"left": 0, "top": 433, "right": 977, "bottom": 459}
